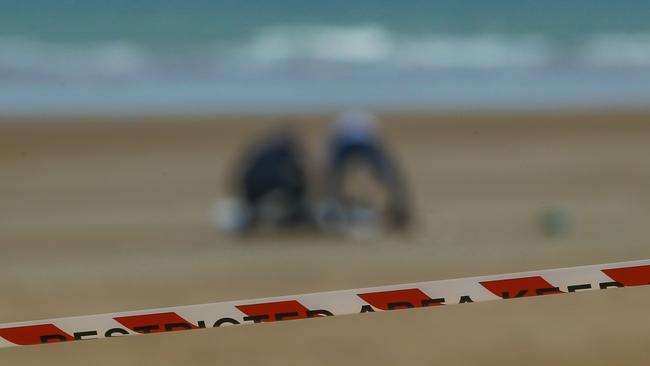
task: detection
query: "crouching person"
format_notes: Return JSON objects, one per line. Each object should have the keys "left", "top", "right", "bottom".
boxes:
{"left": 214, "top": 130, "right": 312, "bottom": 233}
{"left": 318, "top": 112, "right": 411, "bottom": 234}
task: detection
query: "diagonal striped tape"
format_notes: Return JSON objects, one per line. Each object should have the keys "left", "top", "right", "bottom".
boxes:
{"left": 1, "top": 259, "right": 649, "bottom": 348}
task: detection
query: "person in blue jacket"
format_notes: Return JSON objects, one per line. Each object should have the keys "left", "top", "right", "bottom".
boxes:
{"left": 322, "top": 111, "right": 411, "bottom": 231}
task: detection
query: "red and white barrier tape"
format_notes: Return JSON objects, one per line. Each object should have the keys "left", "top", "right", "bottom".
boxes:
{"left": 1, "top": 259, "right": 649, "bottom": 348}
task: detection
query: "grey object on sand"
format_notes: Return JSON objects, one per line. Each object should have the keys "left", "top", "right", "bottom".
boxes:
{"left": 540, "top": 207, "right": 574, "bottom": 238}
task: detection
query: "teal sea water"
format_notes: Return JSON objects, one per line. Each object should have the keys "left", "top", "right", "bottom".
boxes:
{"left": 2, "top": 0, "right": 650, "bottom": 114}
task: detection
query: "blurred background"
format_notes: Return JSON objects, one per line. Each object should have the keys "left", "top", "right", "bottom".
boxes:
{"left": 2, "top": 0, "right": 650, "bottom": 114}
{"left": 2, "top": 1, "right": 650, "bottom": 365}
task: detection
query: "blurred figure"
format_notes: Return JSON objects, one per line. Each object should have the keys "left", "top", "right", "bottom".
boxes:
{"left": 214, "top": 130, "right": 312, "bottom": 233}
{"left": 318, "top": 112, "right": 411, "bottom": 234}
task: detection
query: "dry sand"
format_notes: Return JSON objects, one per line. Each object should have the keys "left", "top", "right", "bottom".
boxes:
{"left": 1, "top": 110, "right": 650, "bottom": 365}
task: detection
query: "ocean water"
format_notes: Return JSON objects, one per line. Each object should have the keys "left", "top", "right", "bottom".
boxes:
{"left": 1, "top": 0, "right": 650, "bottom": 115}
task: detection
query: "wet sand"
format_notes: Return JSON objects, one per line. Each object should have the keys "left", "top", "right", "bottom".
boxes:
{"left": 1, "top": 110, "right": 650, "bottom": 365}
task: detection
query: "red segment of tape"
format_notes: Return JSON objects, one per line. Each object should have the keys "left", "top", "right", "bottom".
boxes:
{"left": 236, "top": 300, "right": 310, "bottom": 322}
{"left": 114, "top": 312, "right": 197, "bottom": 333}
{"left": 480, "top": 276, "right": 563, "bottom": 298}
{"left": 0, "top": 324, "right": 73, "bottom": 345}
{"left": 602, "top": 265, "right": 650, "bottom": 286}
{"left": 358, "top": 288, "right": 442, "bottom": 310}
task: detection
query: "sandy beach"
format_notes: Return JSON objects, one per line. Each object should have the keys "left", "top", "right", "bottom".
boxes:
{"left": 1, "top": 110, "right": 650, "bottom": 365}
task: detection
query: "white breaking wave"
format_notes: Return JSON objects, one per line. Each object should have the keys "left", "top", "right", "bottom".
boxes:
{"left": 2, "top": 28, "right": 650, "bottom": 82}
{"left": 0, "top": 37, "right": 146, "bottom": 79}
{"left": 244, "top": 25, "right": 392, "bottom": 64}
{"left": 237, "top": 25, "right": 551, "bottom": 71}
{"left": 583, "top": 33, "right": 650, "bottom": 67}
{"left": 390, "top": 35, "right": 550, "bottom": 70}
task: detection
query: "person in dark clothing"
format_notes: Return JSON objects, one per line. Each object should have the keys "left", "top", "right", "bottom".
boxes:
{"left": 226, "top": 131, "right": 311, "bottom": 231}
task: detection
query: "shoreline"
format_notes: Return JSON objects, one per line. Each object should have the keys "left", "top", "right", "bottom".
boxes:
{"left": 3, "top": 70, "right": 650, "bottom": 119}
{"left": 2, "top": 106, "right": 650, "bottom": 125}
